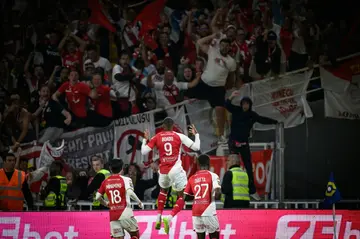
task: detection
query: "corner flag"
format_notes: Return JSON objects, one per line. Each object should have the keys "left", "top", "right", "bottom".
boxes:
{"left": 324, "top": 172, "right": 341, "bottom": 206}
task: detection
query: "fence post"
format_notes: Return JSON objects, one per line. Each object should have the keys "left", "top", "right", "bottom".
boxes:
{"left": 276, "top": 123, "right": 285, "bottom": 206}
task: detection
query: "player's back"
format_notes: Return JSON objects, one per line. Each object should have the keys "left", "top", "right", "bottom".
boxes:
{"left": 103, "top": 174, "right": 133, "bottom": 221}
{"left": 187, "top": 170, "right": 220, "bottom": 217}
{"left": 154, "top": 131, "right": 182, "bottom": 166}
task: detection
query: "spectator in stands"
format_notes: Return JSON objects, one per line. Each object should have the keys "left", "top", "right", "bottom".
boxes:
{"left": 3, "top": 94, "right": 34, "bottom": 150}
{"left": 146, "top": 69, "right": 200, "bottom": 114}
{"left": 58, "top": 29, "right": 87, "bottom": 69}
{"left": 124, "top": 163, "right": 158, "bottom": 202}
{"left": 194, "top": 34, "right": 236, "bottom": 144}
{"left": 84, "top": 44, "right": 112, "bottom": 79}
{"left": 42, "top": 161, "right": 67, "bottom": 210}
{"left": 221, "top": 154, "right": 250, "bottom": 208}
{"left": 226, "top": 92, "right": 277, "bottom": 200}
{"left": 112, "top": 51, "right": 137, "bottom": 118}
{"left": 154, "top": 29, "right": 185, "bottom": 71}
{"left": 33, "top": 85, "right": 71, "bottom": 143}
{"left": 38, "top": 30, "right": 62, "bottom": 76}
{"left": 24, "top": 55, "right": 46, "bottom": 99}
{"left": 280, "top": 16, "right": 294, "bottom": 63}
{"left": 48, "top": 66, "right": 71, "bottom": 91}
{"left": 251, "top": 31, "right": 283, "bottom": 79}
{"left": 52, "top": 69, "right": 97, "bottom": 128}
{"left": 288, "top": 19, "right": 308, "bottom": 71}
{"left": 87, "top": 69, "right": 113, "bottom": 127}
{"left": 0, "top": 153, "right": 33, "bottom": 211}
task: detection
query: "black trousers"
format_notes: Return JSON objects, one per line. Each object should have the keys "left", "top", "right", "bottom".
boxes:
{"left": 229, "top": 141, "right": 256, "bottom": 194}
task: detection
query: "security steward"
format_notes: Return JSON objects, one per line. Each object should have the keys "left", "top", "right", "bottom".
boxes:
{"left": 221, "top": 154, "right": 250, "bottom": 208}
{"left": 43, "top": 161, "right": 67, "bottom": 210}
{"left": 87, "top": 156, "right": 110, "bottom": 209}
{"left": 0, "top": 153, "right": 33, "bottom": 211}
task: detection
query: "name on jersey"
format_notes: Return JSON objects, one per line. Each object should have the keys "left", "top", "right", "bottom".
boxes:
{"left": 194, "top": 177, "right": 206, "bottom": 183}
{"left": 162, "top": 137, "right": 173, "bottom": 142}
{"left": 106, "top": 183, "right": 122, "bottom": 189}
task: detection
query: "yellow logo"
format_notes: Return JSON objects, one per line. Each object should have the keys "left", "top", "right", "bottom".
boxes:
{"left": 325, "top": 182, "right": 336, "bottom": 197}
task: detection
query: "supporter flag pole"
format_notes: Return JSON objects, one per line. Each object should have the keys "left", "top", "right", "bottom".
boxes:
{"left": 332, "top": 204, "right": 337, "bottom": 239}
{"left": 323, "top": 172, "right": 341, "bottom": 239}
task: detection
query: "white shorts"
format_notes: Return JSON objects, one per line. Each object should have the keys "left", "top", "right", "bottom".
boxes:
{"left": 192, "top": 215, "right": 220, "bottom": 234}
{"left": 110, "top": 217, "right": 138, "bottom": 238}
{"left": 159, "top": 166, "right": 187, "bottom": 191}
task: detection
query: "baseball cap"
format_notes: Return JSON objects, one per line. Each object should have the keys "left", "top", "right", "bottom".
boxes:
{"left": 267, "top": 31, "right": 277, "bottom": 41}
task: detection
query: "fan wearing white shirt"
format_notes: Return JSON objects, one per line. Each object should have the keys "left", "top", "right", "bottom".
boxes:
{"left": 147, "top": 69, "right": 201, "bottom": 107}
{"left": 112, "top": 51, "right": 136, "bottom": 117}
{"left": 194, "top": 34, "right": 236, "bottom": 144}
{"left": 84, "top": 44, "right": 112, "bottom": 79}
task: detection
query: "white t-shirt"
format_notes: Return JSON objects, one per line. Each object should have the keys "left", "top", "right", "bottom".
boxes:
{"left": 291, "top": 29, "right": 307, "bottom": 55}
{"left": 84, "top": 57, "right": 112, "bottom": 72}
{"left": 112, "top": 64, "right": 136, "bottom": 102}
{"left": 153, "top": 81, "right": 188, "bottom": 106}
{"left": 201, "top": 42, "right": 236, "bottom": 87}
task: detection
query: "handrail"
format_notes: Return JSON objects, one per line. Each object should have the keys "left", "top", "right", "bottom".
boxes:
{"left": 253, "top": 51, "right": 360, "bottom": 84}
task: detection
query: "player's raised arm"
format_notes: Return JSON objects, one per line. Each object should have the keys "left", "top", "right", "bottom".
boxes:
{"left": 178, "top": 124, "right": 200, "bottom": 151}
{"left": 141, "top": 129, "right": 156, "bottom": 155}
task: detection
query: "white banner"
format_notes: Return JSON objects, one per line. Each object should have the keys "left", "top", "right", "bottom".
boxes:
{"left": 113, "top": 113, "right": 155, "bottom": 166}
{"left": 185, "top": 100, "right": 218, "bottom": 153}
{"left": 37, "top": 140, "right": 65, "bottom": 168}
{"left": 321, "top": 62, "right": 360, "bottom": 119}
{"left": 251, "top": 70, "right": 314, "bottom": 130}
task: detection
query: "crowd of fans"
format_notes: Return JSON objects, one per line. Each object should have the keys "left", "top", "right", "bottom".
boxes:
{"left": 0, "top": 0, "right": 358, "bottom": 208}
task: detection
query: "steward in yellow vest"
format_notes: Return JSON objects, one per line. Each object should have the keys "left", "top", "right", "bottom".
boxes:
{"left": 44, "top": 176, "right": 67, "bottom": 209}
{"left": 221, "top": 159, "right": 250, "bottom": 208}
{"left": 86, "top": 156, "right": 111, "bottom": 208}
{"left": 43, "top": 161, "right": 67, "bottom": 210}
{"left": 92, "top": 169, "right": 110, "bottom": 206}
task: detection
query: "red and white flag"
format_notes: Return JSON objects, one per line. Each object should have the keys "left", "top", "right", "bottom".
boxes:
{"left": 320, "top": 57, "right": 360, "bottom": 120}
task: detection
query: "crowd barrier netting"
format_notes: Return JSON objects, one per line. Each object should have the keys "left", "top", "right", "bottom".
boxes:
{"left": 1, "top": 210, "right": 360, "bottom": 238}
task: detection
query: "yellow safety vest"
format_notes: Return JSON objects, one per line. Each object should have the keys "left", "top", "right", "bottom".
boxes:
{"left": 156, "top": 187, "right": 177, "bottom": 208}
{"left": 231, "top": 167, "right": 250, "bottom": 201}
{"left": 93, "top": 169, "right": 111, "bottom": 206}
{"left": 44, "top": 176, "right": 67, "bottom": 207}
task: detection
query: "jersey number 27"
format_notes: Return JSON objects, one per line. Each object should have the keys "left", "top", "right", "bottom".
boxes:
{"left": 194, "top": 184, "right": 209, "bottom": 199}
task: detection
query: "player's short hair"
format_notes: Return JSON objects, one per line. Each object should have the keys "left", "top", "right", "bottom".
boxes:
{"left": 110, "top": 159, "right": 123, "bottom": 174}
{"left": 197, "top": 154, "right": 210, "bottom": 167}
{"left": 162, "top": 117, "right": 174, "bottom": 130}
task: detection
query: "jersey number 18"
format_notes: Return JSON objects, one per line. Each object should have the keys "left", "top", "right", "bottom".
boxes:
{"left": 109, "top": 189, "right": 122, "bottom": 204}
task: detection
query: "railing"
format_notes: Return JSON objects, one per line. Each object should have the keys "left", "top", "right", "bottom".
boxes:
{"left": 26, "top": 199, "right": 360, "bottom": 211}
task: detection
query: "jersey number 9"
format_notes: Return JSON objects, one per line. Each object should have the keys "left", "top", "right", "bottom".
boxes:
{"left": 164, "top": 142, "right": 173, "bottom": 156}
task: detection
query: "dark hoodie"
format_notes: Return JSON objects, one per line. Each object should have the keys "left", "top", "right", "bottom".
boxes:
{"left": 225, "top": 97, "right": 278, "bottom": 142}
